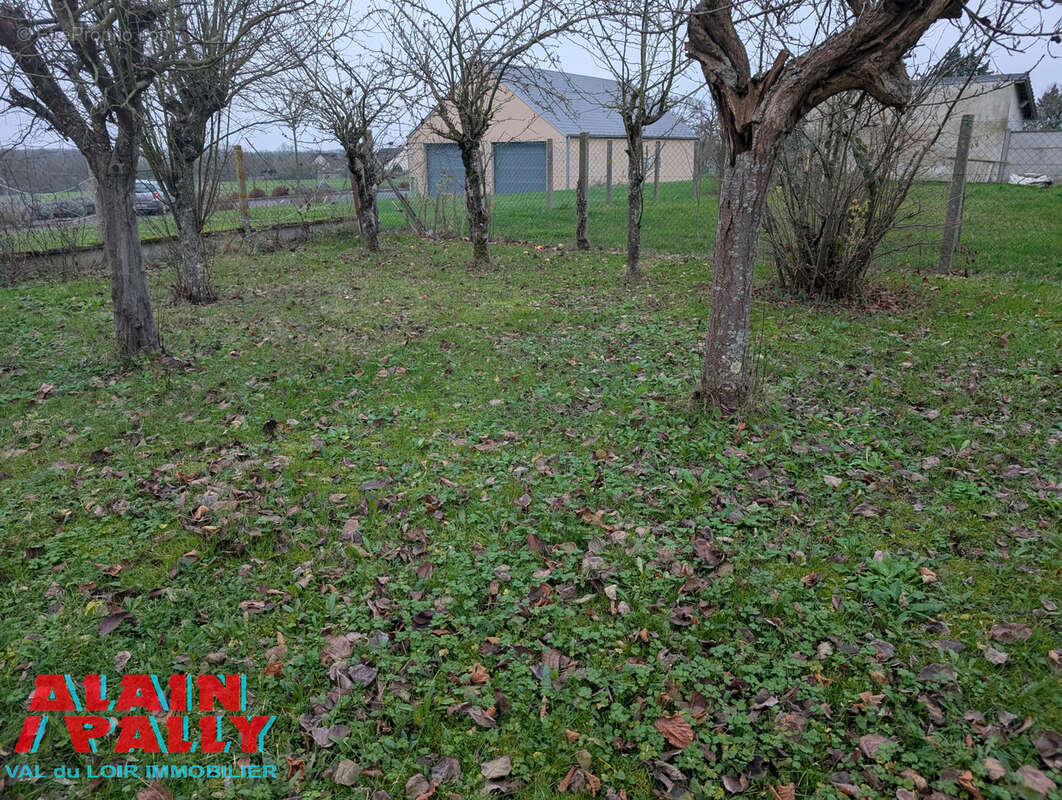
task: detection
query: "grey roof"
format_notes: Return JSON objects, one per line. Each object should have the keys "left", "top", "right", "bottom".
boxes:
{"left": 933, "top": 72, "right": 1029, "bottom": 86}
{"left": 504, "top": 67, "right": 696, "bottom": 139}
{"left": 932, "top": 72, "right": 1036, "bottom": 119}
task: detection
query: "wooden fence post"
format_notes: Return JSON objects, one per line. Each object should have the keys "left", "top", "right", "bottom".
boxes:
{"left": 605, "top": 139, "right": 613, "bottom": 205}
{"left": 692, "top": 140, "right": 701, "bottom": 198}
{"left": 576, "top": 132, "right": 589, "bottom": 250}
{"left": 233, "top": 144, "right": 251, "bottom": 232}
{"left": 939, "top": 114, "right": 974, "bottom": 273}
{"left": 546, "top": 138, "right": 554, "bottom": 212}
{"left": 653, "top": 141, "right": 662, "bottom": 199}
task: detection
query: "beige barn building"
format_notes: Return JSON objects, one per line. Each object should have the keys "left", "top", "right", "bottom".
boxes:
{"left": 917, "top": 73, "right": 1036, "bottom": 181}
{"left": 407, "top": 67, "right": 696, "bottom": 197}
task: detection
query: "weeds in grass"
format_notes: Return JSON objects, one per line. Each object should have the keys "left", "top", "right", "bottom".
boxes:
{"left": 0, "top": 235, "right": 1059, "bottom": 799}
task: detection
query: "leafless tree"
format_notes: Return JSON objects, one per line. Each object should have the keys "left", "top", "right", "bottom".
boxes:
{"left": 140, "top": 0, "right": 309, "bottom": 304}
{"left": 250, "top": 80, "right": 313, "bottom": 190}
{"left": 293, "top": 23, "right": 412, "bottom": 252}
{"left": 378, "top": 0, "right": 585, "bottom": 265}
{"left": 0, "top": 0, "right": 166, "bottom": 353}
{"left": 681, "top": 95, "right": 723, "bottom": 182}
{"left": 583, "top": 0, "right": 690, "bottom": 282}
{"left": 684, "top": 0, "right": 1057, "bottom": 407}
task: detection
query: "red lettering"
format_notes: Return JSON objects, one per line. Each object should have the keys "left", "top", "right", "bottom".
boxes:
{"left": 28, "top": 675, "right": 75, "bottom": 711}
{"left": 14, "top": 716, "right": 46, "bottom": 752}
{"left": 168, "top": 674, "right": 189, "bottom": 712}
{"left": 115, "top": 675, "right": 164, "bottom": 712}
{"left": 165, "top": 716, "right": 194, "bottom": 753}
{"left": 114, "top": 716, "right": 162, "bottom": 753}
{"left": 230, "top": 716, "right": 275, "bottom": 752}
{"left": 199, "top": 716, "right": 227, "bottom": 753}
{"left": 84, "top": 675, "right": 109, "bottom": 711}
{"left": 197, "top": 674, "right": 241, "bottom": 711}
{"left": 64, "top": 716, "right": 111, "bottom": 753}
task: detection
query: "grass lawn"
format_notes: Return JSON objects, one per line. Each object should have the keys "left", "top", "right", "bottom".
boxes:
{"left": 0, "top": 233, "right": 1060, "bottom": 800}
{"left": 480, "top": 181, "right": 1062, "bottom": 283}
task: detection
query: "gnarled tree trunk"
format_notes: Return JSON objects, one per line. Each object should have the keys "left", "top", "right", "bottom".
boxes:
{"left": 625, "top": 130, "right": 645, "bottom": 282}
{"left": 684, "top": 0, "right": 963, "bottom": 409}
{"left": 692, "top": 138, "right": 777, "bottom": 406}
{"left": 93, "top": 148, "right": 159, "bottom": 354}
{"left": 459, "top": 141, "right": 490, "bottom": 265}
{"left": 347, "top": 141, "right": 380, "bottom": 252}
{"left": 170, "top": 158, "right": 214, "bottom": 304}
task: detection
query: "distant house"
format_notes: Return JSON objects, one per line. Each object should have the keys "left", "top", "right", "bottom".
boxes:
{"left": 407, "top": 67, "right": 696, "bottom": 196}
{"left": 375, "top": 146, "right": 408, "bottom": 175}
{"left": 916, "top": 73, "right": 1037, "bottom": 181}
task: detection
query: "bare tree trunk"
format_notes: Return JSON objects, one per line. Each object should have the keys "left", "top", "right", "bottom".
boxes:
{"left": 576, "top": 132, "right": 589, "bottom": 250}
{"left": 347, "top": 142, "right": 380, "bottom": 252}
{"left": 354, "top": 173, "right": 380, "bottom": 252}
{"left": 459, "top": 141, "right": 490, "bottom": 265}
{"left": 94, "top": 159, "right": 159, "bottom": 354}
{"left": 292, "top": 125, "right": 301, "bottom": 191}
{"left": 693, "top": 144, "right": 775, "bottom": 407}
{"left": 171, "top": 158, "right": 214, "bottom": 303}
{"left": 625, "top": 131, "right": 645, "bottom": 282}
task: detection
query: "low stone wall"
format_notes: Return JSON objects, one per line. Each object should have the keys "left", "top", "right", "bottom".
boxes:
{"left": 1, "top": 217, "right": 357, "bottom": 286}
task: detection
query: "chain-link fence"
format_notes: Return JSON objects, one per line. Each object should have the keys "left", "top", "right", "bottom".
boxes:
{"left": 912, "top": 118, "right": 1062, "bottom": 184}
{"left": 0, "top": 146, "right": 363, "bottom": 265}
{"left": 394, "top": 134, "right": 721, "bottom": 253}
{"left": 999, "top": 128, "right": 1062, "bottom": 183}
{"left": 3, "top": 116, "right": 1058, "bottom": 283}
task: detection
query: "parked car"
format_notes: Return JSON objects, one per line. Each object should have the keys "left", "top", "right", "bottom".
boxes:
{"left": 134, "top": 180, "right": 166, "bottom": 216}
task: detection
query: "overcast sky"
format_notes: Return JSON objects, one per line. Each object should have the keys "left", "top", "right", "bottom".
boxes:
{"left": 3, "top": 7, "right": 1060, "bottom": 153}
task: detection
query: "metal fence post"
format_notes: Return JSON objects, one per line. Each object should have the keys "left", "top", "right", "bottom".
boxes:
{"left": 546, "top": 138, "right": 554, "bottom": 212}
{"left": 653, "top": 141, "right": 662, "bottom": 199}
{"left": 996, "top": 128, "right": 1011, "bottom": 183}
{"left": 939, "top": 114, "right": 974, "bottom": 273}
{"left": 606, "top": 139, "right": 613, "bottom": 205}
{"left": 576, "top": 132, "right": 589, "bottom": 250}
{"left": 234, "top": 144, "right": 251, "bottom": 232}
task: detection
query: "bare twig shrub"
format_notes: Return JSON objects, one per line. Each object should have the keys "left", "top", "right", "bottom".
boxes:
{"left": 764, "top": 71, "right": 974, "bottom": 299}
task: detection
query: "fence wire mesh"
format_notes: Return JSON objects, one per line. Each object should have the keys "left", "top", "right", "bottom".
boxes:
{"left": 2, "top": 118, "right": 1059, "bottom": 283}
{"left": 394, "top": 135, "right": 721, "bottom": 252}
{"left": 0, "top": 146, "right": 370, "bottom": 281}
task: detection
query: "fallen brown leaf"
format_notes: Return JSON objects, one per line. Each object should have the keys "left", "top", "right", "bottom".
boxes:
{"left": 136, "top": 782, "right": 173, "bottom": 800}
{"left": 470, "top": 662, "right": 490, "bottom": 685}
{"left": 654, "top": 715, "right": 694, "bottom": 749}
{"left": 982, "top": 758, "right": 1007, "bottom": 781}
{"left": 990, "top": 622, "right": 1033, "bottom": 643}
{"left": 1017, "top": 765, "right": 1057, "bottom": 796}
{"left": 768, "top": 784, "right": 795, "bottom": 800}
{"left": 333, "top": 759, "right": 360, "bottom": 786}
{"left": 481, "top": 755, "right": 512, "bottom": 780}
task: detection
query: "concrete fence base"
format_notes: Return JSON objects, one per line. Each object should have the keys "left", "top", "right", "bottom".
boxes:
{"left": 2, "top": 217, "right": 357, "bottom": 286}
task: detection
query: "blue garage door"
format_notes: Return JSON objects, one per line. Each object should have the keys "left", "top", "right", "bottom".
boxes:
{"left": 493, "top": 141, "right": 547, "bottom": 194}
{"left": 426, "top": 143, "right": 464, "bottom": 196}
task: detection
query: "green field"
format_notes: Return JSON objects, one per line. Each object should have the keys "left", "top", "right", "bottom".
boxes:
{"left": 480, "top": 180, "right": 1062, "bottom": 281}
{"left": 1, "top": 201, "right": 367, "bottom": 253}
{"left": 0, "top": 228, "right": 1059, "bottom": 799}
